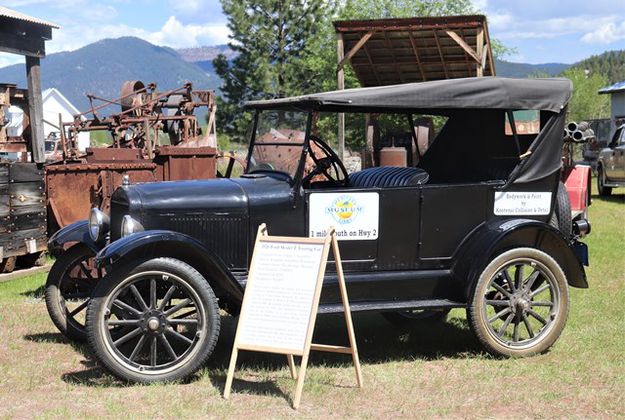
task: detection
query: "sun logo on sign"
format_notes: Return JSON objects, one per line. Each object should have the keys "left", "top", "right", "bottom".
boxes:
{"left": 326, "top": 195, "right": 363, "bottom": 225}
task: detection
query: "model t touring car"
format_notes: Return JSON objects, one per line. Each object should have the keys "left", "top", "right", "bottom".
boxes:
{"left": 46, "top": 77, "right": 590, "bottom": 383}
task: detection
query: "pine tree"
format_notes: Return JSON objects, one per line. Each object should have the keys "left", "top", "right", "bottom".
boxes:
{"left": 214, "top": 0, "right": 331, "bottom": 139}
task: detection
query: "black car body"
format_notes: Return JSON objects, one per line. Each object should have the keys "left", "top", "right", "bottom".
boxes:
{"left": 47, "top": 77, "right": 590, "bottom": 383}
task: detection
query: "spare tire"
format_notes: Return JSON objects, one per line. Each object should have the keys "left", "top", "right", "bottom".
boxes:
{"left": 550, "top": 181, "right": 572, "bottom": 238}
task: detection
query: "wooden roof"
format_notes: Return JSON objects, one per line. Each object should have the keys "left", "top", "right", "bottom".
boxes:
{"left": 334, "top": 15, "right": 495, "bottom": 86}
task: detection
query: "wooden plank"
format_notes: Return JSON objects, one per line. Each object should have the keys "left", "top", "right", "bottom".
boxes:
{"left": 9, "top": 181, "right": 45, "bottom": 207}
{"left": 445, "top": 30, "right": 480, "bottom": 63}
{"left": 26, "top": 56, "right": 46, "bottom": 163}
{"left": 337, "top": 30, "right": 374, "bottom": 71}
{"left": 383, "top": 31, "right": 404, "bottom": 83}
{"left": 460, "top": 29, "right": 473, "bottom": 76}
{"left": 309, "top": 343, "right": 352, "bottom": 354}
{"left": 337, "top": 32, "right": 345, "bottom": 161}
{"left": 0, "top": 31, "right": 45, "bottom": 57}
{"left": 361, "top": 43, "right": 382, "bottom": 85}
{"left": 331, "top": 232, "right": 363, "bottom": 388}
{"left": 432, "top": 30, "right": 449, "bottom": 79}
{"left": 475, "top": 27, "right": 485, "bottom": 77}
{"left": 407, "top": 32, "right": 427, "bottom": 81}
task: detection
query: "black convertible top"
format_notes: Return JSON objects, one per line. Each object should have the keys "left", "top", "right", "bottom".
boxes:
{"left": 245, "top": 77, "right": 572, "bottom": 113}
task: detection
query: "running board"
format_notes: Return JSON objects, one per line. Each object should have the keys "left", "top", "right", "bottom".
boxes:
{"left": 318, "top": 299, "right": 465, "bottom": 314}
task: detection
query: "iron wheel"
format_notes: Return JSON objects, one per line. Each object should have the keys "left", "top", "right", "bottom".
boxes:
{"left": 468, "top": 248, "right": 569, "bottom": 357}
{"left": 87, "top": 258, "right": 220, "bottom": 383}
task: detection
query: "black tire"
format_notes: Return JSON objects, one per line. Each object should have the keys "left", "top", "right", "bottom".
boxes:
{"left": 467, "top": 247, "right": 569, "bottom": 357}
{"left": 86, "top": 257, "right": 220, "bottom": 383}
{"left": 382, "top": 309, "right": 450, "bottom": 326}
{"left": 554, "top": 181, "right": 572, "bottom": 237}
{"left": 17, "top": 251, "right": 46, "bottom": 268}
{"left": 597, "top": 165, "right": 612, "bottom": 197}
{"left": 45, "top": 244, "right": 99, "bottom": 342}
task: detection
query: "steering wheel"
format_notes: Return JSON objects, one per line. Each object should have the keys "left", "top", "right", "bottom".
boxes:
{"left": 305, "top": 135, "right": 349, "bottom": 187}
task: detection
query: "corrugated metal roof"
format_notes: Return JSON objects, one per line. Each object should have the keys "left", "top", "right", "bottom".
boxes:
{"left": 598, "top": 80, "right": 625, "bottom": 94}
{"left": 0, "top": 6, "right": 59, "bottom": 29}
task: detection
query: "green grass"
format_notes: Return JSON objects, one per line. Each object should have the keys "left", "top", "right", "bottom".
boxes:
{"left": 0, "top": 192, "right": 623, "bottom": 418}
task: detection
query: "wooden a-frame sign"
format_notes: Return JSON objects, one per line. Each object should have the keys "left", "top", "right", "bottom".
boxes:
{"left": 223, "top": 224, "right": 363, "bottom": 409}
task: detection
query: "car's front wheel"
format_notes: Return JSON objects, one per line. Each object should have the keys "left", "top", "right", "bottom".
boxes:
{"left": 467, "top": 248, "right": 569, "bottom": 357}
{"left": 597, "top": 165, "right": 612, "bottom": 196}
{"left": 45, "top": 244, "right": 99, "bottom": 342}
{"left": 87, "top": 258, "right": 220, "bottom": 383}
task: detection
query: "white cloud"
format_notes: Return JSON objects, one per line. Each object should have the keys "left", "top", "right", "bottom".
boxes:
{"left": 581, "top": 19, "right": 625, "bottom": 44}
{"left": 0, "top": 54, "right": 23, "bottom": 69}
{"left": 488, "top": 15, "right": 615, "bottom": 40}
{"left": 45, "top": 15, "right": 230, "bottom": 54}
{"left": 146, "top": 16, "right": 230, "bottom": 48}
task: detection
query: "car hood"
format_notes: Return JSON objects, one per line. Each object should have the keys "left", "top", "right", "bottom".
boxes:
{"left": 112, "top": 175, "right": 292, "bottom": 215}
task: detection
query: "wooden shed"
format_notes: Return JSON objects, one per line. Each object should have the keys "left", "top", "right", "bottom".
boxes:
{"left": 334, "top": 15, "right": 495, "bottom": 158}
{"left": 0, "top": 6, "right": 58, "bottom": 163}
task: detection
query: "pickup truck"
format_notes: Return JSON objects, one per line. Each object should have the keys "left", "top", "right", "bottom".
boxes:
{"left": 597, "top": 124, "right": 625, "bottom": 196}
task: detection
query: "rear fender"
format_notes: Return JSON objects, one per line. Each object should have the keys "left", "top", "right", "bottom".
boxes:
{"left": 453, "top": 219, "right": 588, "bottom": 299}
{"left": 562, "top": 164, "right": 592, "bottom": 215}
{"left": 95, "top": 230, "right": 244, "bottom": 314}
{"left": 47, "top": 220, "right": 102, "bottom": 257}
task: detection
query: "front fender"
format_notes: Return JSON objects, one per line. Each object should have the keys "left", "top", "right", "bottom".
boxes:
{"left": 453, "top": 219, "right": 588, "bottom": 299}
{"left": 47, "top": 220, "right": 103, "bottom": 257}
{"left": 96, "top": 230, "right": 244, "bottom": 312}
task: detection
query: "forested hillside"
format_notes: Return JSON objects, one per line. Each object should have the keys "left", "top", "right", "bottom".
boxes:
{"left": 572, "top": 50, "right": 625, "bottom": 84}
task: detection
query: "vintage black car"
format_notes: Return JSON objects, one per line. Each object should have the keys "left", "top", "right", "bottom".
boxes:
{"left": 46, "top": 77, "right": 590, "bottom": 383}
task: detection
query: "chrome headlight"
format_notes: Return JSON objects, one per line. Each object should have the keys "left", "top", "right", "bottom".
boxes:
{"left": 88, "top": 208, "right": 109, "bottom": 242}
{"left": 121, "top": 215, "right": 144, "bottom": 237}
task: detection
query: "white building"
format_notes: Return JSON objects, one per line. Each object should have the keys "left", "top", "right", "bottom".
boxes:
{"left": 42, "top": 88, "right": 90, "bottom": 151}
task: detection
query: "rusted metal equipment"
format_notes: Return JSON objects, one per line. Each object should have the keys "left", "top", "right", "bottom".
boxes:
{"left": 46, "top": 81, "right": 219, "bottom": 233}
{"left": 0, "top": 85, "right": 47, "bottom": 272}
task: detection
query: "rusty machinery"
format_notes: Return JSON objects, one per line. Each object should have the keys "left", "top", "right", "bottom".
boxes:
{"left": 0, "top": 84, "right": 47, "bottom": 272}
{"left": 46, "top": 81, "right": 224, "bottom": 233}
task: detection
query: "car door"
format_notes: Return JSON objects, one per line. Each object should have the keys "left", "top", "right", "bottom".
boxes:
{"left": 306, "top": 186, "right": 420, "bottom": 269}
{"left": 605, "top": 127, "right": 624, "bottom": 180}
{"left": 613, "top": 129, "right": 625, "bottom": 180}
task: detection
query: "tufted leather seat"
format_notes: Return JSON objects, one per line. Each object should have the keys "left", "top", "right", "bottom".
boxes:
{"left": 349, "top": 166, "right": 429, "bottom": 188}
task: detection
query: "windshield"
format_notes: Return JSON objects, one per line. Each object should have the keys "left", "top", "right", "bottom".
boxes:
{"left": 247, "top": 110, "right": 308, "bottom": 178}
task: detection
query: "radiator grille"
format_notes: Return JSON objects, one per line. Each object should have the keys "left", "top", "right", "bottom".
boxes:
{"left": 169, "top": 215, "right": 248, "bottom": 269}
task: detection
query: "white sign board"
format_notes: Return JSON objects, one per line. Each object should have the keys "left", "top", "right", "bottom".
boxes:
{"left": 237, "top": 239, "right": 326, "bottom": 353}
{"left": 309, "top": 192, "right": 379, "bottom": 240}
{"left": 494, "top": 191, "right": 552, "bottom": 216}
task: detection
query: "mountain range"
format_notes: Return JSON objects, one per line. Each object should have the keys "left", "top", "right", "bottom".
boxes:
{"left": 0, "top": 36, "right": 621, "bottom": 115}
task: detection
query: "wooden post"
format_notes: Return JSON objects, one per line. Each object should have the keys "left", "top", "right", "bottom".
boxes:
{"left": 26, "top": 56, "right": 45, "bottom": 163}
{"left": 476, "top": 28, "right": 485, "bottom": 77}
{"left": 336, "top": 32, "right": 345, "bottom": 161}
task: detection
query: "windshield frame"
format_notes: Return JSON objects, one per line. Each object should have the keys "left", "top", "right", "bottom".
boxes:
{"left": 245, "top": 109, "right": 313, "bottom": 188}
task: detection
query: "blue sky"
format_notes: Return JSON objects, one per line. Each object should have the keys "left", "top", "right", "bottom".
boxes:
{"left": 1, "top": 0, "right": 624, "bottom": 68}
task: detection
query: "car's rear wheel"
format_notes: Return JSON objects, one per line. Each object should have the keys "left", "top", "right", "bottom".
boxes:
{"left": 45, "top": 244, "right": 99, "bottom": 342}
{"left": 87, "top": 258, "right": 220, "bottom": 383}
{"left": 553, "top": 182, "right": 572, "bottom": 237}
{"left": 467, "top": 248, "right": 569, "bottom": 357}
{"left": 597, "top": 165, "right": 612, "bottom": 196}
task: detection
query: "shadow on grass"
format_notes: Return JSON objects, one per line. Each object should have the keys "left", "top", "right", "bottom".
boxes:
{"left": 50, "top": 311, "right": 486, "bottom": 389}
{"left": 207, "top": 312, "right": 484, "bottom": 374}
{"left": 23, "top": 332, "right": 124, "bottom": 387}
{"left": 209, "top": 373, "right": 290, "bottom": 402}
{"left": 592, "top": 193, "right": 625, "bottom": 203}
{"left": 21, "top": 285, "right": 45, "bottom": 299}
